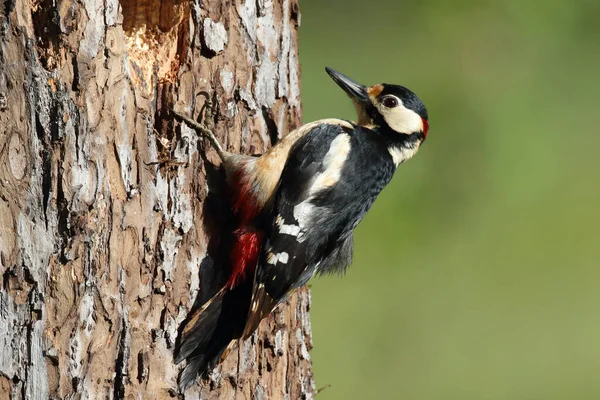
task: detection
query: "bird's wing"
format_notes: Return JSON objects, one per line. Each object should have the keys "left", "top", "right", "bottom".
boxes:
{"left": 242, "top": 123, "right": 354, "bottom": 337}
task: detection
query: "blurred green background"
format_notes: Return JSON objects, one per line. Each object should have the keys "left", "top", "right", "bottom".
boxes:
{"left": 298, "top": 0, "right": 600, "bottom": 399}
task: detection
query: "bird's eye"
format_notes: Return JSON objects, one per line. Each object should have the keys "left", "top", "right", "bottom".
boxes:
{"left": 381, "top": 96, "right": 399, "bottom": 108}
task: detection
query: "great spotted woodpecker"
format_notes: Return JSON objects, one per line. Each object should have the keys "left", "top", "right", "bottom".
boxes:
{"left": 173, "top": 67, "right": 429, "bottom": 390}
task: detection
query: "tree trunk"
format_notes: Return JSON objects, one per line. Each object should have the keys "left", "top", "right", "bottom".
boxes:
{"left": 0, "top": 0, "right": 315, "bottom": 398}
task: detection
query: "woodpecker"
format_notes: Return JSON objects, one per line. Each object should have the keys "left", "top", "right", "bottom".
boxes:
{"left": 173, "top": 67, "right": 429, "bottom": 390}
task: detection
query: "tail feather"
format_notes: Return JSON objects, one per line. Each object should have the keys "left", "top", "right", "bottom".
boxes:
{"left": 175, "top": 287, "right": 226, "bottom": 364}
{"left": 242, "top": 283, "right": 277, "bottom": 339}
{"left": 178, "top": 353, "right": 207, "bottom": 391}
{"left": 175, "top": 280, "right": 254, "bottom": 390}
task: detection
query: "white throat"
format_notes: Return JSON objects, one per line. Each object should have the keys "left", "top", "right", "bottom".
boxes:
{"left": 387, "top": 142, "right": 421, "bottom": 167}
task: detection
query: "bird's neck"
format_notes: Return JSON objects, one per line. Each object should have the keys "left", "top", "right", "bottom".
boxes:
{"left": 373, "top": 124, "right": 424, "bottom": 167}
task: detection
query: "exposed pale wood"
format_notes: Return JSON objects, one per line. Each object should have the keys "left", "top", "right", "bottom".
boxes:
{"left": 0, "top": 0, "right": 314, "bottom": 398}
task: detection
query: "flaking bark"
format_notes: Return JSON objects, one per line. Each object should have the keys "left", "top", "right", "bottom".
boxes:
{"left": 0, "top": 0, "right": 314, "bottom": 398}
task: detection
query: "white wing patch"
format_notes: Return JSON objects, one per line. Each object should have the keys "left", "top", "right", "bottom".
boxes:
{"left": 266, "top": 252, "right": 277, "bottom": 265}
{"left": 292, "top": 202, "right": 313, "bottom": 227}
{"left": 266, "top": 250, "right": 290, "bottom": 265}
{"left": 278, "top": 252, "right": 289, "bottom": 264}
{"left": 238, "top": 119, "right": 353, "bottom": 211}
{"left": 292, "top": 134, "right": 351, "bottom": 234}
{"left": 309, "top": 134, "right": 351, "bottom": 195}
{"left": 275, "top": 215, "right": 301, "bottom": 236}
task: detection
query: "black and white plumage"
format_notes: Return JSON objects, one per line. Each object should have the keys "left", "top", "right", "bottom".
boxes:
{"left": 174, "top": 67, "right": 429, "bottom": 389}
{"left": 242, "top": 87, "right": 427, "bottom": 336}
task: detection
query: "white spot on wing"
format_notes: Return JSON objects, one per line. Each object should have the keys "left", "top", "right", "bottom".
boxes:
{"left": 266, "top": 252, "right": 290, "bottom": 266}
{"left": 280, "top": 223, "right": 301, "bottom": 236}
{"left": 276, "top": 214, "right": 301, "bottom": 236}
{"left": 292, "top": 202, "right": 314, "bottom": 240}
{"left": 266, "top": 252, "right": 277, "bottom": 265}
{"left": 278, "top": 252, "right": 289, "bottom": 264}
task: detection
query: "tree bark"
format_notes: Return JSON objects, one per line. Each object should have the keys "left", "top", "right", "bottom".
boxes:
{"left": 0, "top": 0, "right": 315, "bottom": 398}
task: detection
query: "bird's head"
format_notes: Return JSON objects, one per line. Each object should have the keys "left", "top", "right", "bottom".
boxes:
{"left": 326, "top": 67, "right": 429, "bottom": 140}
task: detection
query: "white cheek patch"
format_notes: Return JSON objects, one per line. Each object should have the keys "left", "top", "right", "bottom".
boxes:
{"left": 377, "top": 103, "right": 423, "bottom": 134}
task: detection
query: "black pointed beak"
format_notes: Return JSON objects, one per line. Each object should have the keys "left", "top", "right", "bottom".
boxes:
{"left": 325, "top": 67, "right": 369, "bottom": 103}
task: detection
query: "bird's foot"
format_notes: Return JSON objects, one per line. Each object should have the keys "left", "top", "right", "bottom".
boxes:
{"left": 171, "top": 92, "right": 225, "bottom": 159}
{"left": 145, "top": 158, "right": 188, "bottom": 170}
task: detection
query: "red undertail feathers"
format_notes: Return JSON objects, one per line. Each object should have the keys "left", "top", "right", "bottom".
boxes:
{"left": 227, "top": 228, "right": 263, "bottom": 289}
{"left": 230, "top": 168, "right": 261, "bottom": 224}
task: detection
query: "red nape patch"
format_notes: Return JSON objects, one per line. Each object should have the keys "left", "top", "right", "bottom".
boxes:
{"left": 227, "top": 228, "right": 263, "bottom": 289}
{"left": 231, "top": 170, "right": 260, "bottom": 224}
{"left": 422, "top": 118, "right": 429, "bottom": 140}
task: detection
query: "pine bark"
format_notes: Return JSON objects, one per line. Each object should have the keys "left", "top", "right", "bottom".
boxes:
{"left": 0, "top": 0, "right": 315, "bottom": 398}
